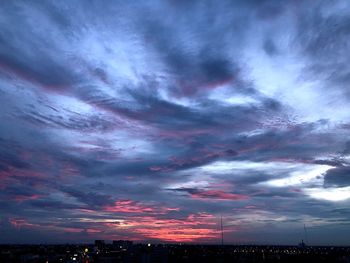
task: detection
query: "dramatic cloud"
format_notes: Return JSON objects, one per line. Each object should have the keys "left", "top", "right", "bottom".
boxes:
{"left": 1, "top": 0, "right": 350, "bottom": 245}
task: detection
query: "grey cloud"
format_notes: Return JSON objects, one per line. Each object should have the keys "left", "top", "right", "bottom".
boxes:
{"left": 324, "top": 167, "right": 350, "bottom": 188}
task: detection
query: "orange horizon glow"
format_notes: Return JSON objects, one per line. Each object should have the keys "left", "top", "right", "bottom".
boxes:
{"left": 103, "top": 212, "right": 223, "bottom": 242}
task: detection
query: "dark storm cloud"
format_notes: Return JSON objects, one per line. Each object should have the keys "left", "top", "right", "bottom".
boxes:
{"left": 0, "top": 0, "right": 350, "bottom": 244}
{"left": 0, "top": 151, "right": 30, "bottom": 170}
{"left": 28, "top": 200, "right": 82, "bottom": 211}
{"left": 324, "top": 167, "right": 350, "bottom": 188}
{"left": 59, "top": 186, "right": 114, "bottom": 208}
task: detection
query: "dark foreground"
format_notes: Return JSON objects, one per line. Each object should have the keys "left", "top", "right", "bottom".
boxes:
{"left": 1, "top": 243, "right": 350, "bottom": 263}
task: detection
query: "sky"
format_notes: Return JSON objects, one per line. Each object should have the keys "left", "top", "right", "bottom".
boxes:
{"left": 1, "top": 0, "right": 350, "bottom": 245}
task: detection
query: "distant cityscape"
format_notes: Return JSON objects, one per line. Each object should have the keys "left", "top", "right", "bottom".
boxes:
{"left": 1, "top": 240, "right": 350, "bottom": 263}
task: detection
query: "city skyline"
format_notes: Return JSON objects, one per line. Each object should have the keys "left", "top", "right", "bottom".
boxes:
{"left": 1, "top": 0, "right": 350, "bottom": 245}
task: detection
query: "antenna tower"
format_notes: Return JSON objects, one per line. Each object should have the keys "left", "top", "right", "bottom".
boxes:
{"left": 304, "top": 224, "right": 309, "bottom": 244}
{"left": 220, "top": 215, "right": 224, "bottom": 246}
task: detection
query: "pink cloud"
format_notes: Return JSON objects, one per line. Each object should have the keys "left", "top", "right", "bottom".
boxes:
{"left": 191, "top": 190, "right": 248, "bottom": 201}
{"left": 14, "top": 194, "right": 42, "bottom": 202}
{"left": 104, "top": 212, "right": 222, "bottom": 242}
{"left": 10, "top": 218, "right": 38, "bottom": 229}
{"left": 104, "top": 199, "right": 180, "bottom": 215}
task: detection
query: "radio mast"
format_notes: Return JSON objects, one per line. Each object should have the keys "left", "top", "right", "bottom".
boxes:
{"left": 220, "top": 215, "right": 224, "bottom": 246}
{"left": 304, "top": 224, "right": 309, "bottom": 245}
